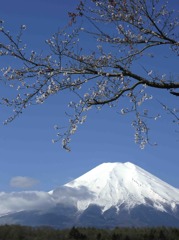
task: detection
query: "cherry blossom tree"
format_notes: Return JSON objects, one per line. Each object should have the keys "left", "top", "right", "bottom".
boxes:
{"left": 0, "top": 0, "right": 178, "bottom": 150}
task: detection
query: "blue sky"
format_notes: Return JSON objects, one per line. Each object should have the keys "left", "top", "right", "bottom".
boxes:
{"left": 0, "top": 0, "right": 178, "bottom": 192}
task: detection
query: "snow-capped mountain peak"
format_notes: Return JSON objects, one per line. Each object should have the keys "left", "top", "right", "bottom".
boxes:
{"left": 57, "top": 162, "right": 179, "bottom": 212}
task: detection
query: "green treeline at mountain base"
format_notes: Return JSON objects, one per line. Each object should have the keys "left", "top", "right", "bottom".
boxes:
{"left": 0, "top": 225, "right": 179, "bottom": 240}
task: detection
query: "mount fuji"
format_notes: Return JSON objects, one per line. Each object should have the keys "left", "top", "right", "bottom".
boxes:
{"left": 0, "top": 162, "right": 179, "bottom": 228}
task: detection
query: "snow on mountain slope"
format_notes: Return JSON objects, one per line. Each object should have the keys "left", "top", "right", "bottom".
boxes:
{"left": 52, "top": 162, "right": 179, "bottom": 212}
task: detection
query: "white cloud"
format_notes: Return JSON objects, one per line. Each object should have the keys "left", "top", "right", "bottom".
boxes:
{"left": 51, "top": 186, "right": 95, "bottom": 205}
{"left": 10, "top": 176, "right": 38, "bottom": 188}
{"left": 0, "top": 185, "right": 94, "bottom": 217}
{"left": 0, "top": 191, "right": 55, "bottom": 216}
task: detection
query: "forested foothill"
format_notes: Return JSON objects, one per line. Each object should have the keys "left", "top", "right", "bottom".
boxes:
{"left": 0, "top": 225, "right": 179, "bottom": 240}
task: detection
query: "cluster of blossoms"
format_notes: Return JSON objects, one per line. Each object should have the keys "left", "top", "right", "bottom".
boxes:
{"left": 0, "top": 0, "right": 178, "bottom": 150}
